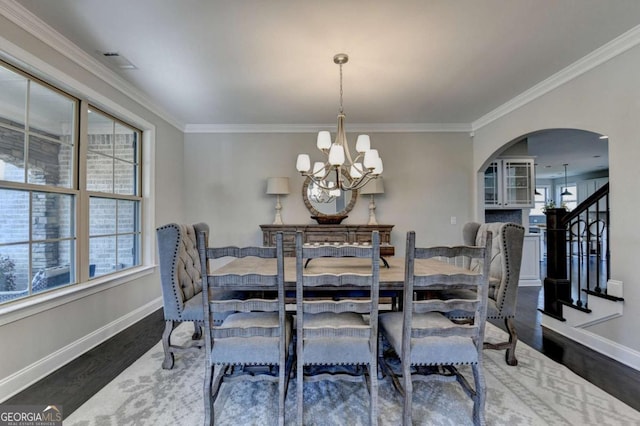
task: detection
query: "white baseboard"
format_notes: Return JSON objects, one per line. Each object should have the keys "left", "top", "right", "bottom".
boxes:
{"left": 519, "top": 279, "right": 542, "bottom": 287}
{"left": 0, "top": 297, "right": 163, "bottom": 402}
{"left": 542, "top": 314, "right": 640, "bottom": 372}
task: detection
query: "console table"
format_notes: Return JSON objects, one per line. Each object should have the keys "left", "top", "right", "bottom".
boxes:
{"left": 260, "top": 224, "right": 395, "bottom": 257}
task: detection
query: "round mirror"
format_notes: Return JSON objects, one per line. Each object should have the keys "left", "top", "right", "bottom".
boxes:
{"left": 302, "top": 169, "right": 358, "bottom": 221}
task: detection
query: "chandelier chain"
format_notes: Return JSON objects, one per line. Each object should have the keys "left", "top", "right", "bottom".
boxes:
{"left": 339, "top": 63, "right": 344, "bottom": 114}
{"left": 295, "top": 52, "right": 383, "bottom": 194}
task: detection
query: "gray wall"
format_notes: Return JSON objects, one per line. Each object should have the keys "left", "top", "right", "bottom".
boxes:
{"left": 0, "top": 14, "right": 185, "bottom": 393}
{"left": 473, "top": 43, "right": 640, "bottom": 352}
{"left": 183, "top": 132, "right": 474, "bottom": 255}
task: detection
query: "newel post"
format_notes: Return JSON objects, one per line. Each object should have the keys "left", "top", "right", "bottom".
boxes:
{"left": 543, "top": 208, "right": 571, "bottom": 318}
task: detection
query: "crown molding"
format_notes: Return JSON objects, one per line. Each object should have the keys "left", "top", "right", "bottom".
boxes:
{"left": 0, "top": 0, "right": 185, "bottom": 131}
{"left": 184, "top": 122, "right": 472, "bottom": 134}
{"left": 472, "top": 24, "right": 640, "bottom": 132}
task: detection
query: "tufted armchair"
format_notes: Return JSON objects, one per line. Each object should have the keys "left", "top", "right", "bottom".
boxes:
{"left": 441, "top": 222, "right": 525, "bottom": 366}
{"left": 463, "top": 222, "right": 524, "bottom": 365}
{"left": 156, "top": 222, "right": 210, "bottom": 369}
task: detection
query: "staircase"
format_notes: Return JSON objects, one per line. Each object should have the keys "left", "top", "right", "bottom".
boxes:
{"left": 539, "top": 183, "right": 636, "bottom": 366}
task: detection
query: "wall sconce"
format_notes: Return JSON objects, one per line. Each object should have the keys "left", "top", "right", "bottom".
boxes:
{"left": 360, "top": 177, "right": 385, "bottom": 225}
{"left": 266, "top": 177, "right": 290, "bottom": 225}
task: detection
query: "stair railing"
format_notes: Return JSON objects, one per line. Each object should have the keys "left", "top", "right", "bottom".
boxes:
{"left": 542, "top": 183, "right": 610, "bottom": 319}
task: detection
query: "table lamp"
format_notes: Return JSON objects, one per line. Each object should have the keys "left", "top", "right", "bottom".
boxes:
{"left": 266, "top": 177, "right": 290, "bottom": 225}
{"left": 360, "top": 177, "right": 384, "bottom": 225}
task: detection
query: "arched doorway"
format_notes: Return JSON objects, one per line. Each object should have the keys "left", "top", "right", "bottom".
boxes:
{"left": 482, "top": 128, "right": 609, "bottom": 230}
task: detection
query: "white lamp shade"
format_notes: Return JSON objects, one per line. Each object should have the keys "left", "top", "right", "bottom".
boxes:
{"left": 312, "top": 162, "right": 325, "bottom": 177}
{"left": 328, "top": 143, "right": 345, "bottom": 165}
{"left": 355, "top": 135, "right": 371, "bottom": 153}
{"left": 373, "top": 157, "right": 383, "bottom": 175}
{"left": 360, "top": 177, "right": 384, "bottom": 195}
{"left": 317, "top": 131, "right": 332, "bottom": 150}
{"left": 363, "top": 149, "right": 379, "bottom": 169}
{"left": 296, "top": 154, "right": 310, "bottom": 172}
{"left": 266, "top": 177, "right": 290, "bottom": 195}
{"left": 350, "top": 163, "right": 363, "bottom": 178}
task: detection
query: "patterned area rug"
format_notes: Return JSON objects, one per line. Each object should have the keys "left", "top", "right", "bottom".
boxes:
{"left": 66, "top": 323, "right": 640, "bottom": 425}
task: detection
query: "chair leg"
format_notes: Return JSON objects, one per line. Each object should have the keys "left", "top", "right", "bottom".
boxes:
{"left": 504, "top": 317, "right": 518, "bottom": 366}
{"left": 296, "top": 366, "right": 303, "bottom": 425}
{"left": 205, "top": 365, "right": 225, "bottom": 426}
{"left": 402, "top": 361, "right": 413, "bottom": 425}
{"left": 192, "top": 321, "right": 203, "bottom": 340}
{"left": 368, "top": 363, "right": 379, "bottom": 426}
{"left": 278, "top": 362, "right": 286, "bottom": 426}
{"left": 161, "top": 320, "right": 176, "bottom": 369}
{"left": 471, "top": 363, "right": 487, "bottom": 426}
{"left": 203, "top": 362, "right": 214, "bottom": 426}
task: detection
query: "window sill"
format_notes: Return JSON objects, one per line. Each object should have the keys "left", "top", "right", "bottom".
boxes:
{"left": 0, "top": 265, "right": 155, "bottom": 327}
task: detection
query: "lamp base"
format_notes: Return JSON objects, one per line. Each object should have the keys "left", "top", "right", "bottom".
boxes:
{"left": 273, "top": 195, "right": 284, "bottom": 225}
{"left": 367, "top": 195, "right": 378, "bottom": 225}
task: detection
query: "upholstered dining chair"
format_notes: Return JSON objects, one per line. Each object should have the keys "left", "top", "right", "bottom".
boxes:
{"left": 451, "top": 222, "right": 525, "bottom": 366}
{"left": 379, "top": 230, "right": 492, "bottom": 426}
{"left": 198, "top": 232, "right": 293, "bottom": 426}
{"left": 156, "top": 222, "right": 210, "bottom": 369}
{"left": 295, "top": 231, "right": 380, "bottom": 426}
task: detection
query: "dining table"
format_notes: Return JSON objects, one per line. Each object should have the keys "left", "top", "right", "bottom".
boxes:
{"left": 209, "top": 255, "right": 481, "bottom": 292}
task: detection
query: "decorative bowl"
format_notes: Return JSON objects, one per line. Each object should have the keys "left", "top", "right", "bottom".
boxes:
{"left": 311, "top": 215, "right": 348, "bottom": 225}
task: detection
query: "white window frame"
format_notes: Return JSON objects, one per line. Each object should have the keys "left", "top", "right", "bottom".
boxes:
{"left": 0, "top": 44, "right": 156, "bottom": 325}
{"left": 531, "top": 185, "right": 551, "bottom": 216}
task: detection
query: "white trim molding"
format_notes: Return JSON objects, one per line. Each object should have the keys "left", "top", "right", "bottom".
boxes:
{"left": 184, "top": 122, "right": 473, "bottom": 134}
{"left": 0, "top": 296, "right": 162, "bottom": 402}
{"left": 0, "top": 0, "right": 184, "bottom": 131}
{"left": 472, "top": 24, "right": 640, "bottom": 131}
{"left": 541, "top": 298, "right": 640, "bottom": 372}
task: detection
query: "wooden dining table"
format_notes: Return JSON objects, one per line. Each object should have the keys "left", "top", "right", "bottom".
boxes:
{"left": 210, "top": 255, "right": 480, "bottom": 291}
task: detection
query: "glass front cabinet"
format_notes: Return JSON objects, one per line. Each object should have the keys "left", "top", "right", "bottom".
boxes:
{"left": 484, "top": 158, "right": 534, "bottom": 208}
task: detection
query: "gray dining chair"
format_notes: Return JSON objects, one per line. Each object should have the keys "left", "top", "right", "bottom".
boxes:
{"left": 458, "top": 222, "right": 524, "bottom": 365}
{"left": 379, "top": 230, "right": 492, "bottom": 426}
{"left": 295, "top": 231, "right": 380, "bottom": 426}
{"left": 198, "top": 232, "right": 293, "bottom": 426}
{"left": 156, "top": 222, "right": 209, "bottom": 369}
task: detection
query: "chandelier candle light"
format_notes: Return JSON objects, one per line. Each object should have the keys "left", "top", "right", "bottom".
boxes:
{"left": 296, "top": 53, "right": 383, "bottom": 192}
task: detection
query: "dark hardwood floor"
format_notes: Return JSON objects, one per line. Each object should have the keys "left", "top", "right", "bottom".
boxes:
{"left": 3, "top": 309, "right": 166, "bottom": 418}
{"left": 488, "top": 285, "right": 640, "bottom": 412}
{"left": 5, "top": 285, "right": 640, "bottom": 419}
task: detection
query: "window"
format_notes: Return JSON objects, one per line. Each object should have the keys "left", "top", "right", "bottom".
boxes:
{"left": 0, "top": 60, "right": 142, "bottom": 305}
{"left": 531, "top": 186, "right": 549, "bottom": 216}
{"left": 87, "top": 109, "right": 141, "bottom": 277}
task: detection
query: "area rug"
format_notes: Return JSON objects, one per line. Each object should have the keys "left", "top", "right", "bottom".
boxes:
{"left": 65, "top": 323, "right": 640, "bottom": 425}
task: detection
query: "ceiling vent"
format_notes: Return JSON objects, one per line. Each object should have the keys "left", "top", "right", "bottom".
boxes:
{"left": 99, "top": 51, "right": 137, "bottom": 70}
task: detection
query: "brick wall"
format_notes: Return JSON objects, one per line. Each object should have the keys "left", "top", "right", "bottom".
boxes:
{"left": 1, "top": 120, "right": 137, "bottom": 296}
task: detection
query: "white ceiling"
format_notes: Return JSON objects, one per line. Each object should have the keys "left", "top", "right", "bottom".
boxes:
{"left": 11, "top": 0, "right": 637, "bottom": 177}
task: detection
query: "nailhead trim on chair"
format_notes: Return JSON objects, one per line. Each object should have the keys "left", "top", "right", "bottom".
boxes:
{"left": 156, "top": 223, "right": 186, "bottom": 318}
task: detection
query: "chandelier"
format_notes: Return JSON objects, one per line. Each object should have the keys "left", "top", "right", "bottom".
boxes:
{"left": 296, "top": 53, "right": 383, "bottom": 192}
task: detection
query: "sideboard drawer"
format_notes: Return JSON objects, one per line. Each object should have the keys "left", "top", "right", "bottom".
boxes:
{"left": 260, "top": 224, "right": 394, "bottom": 257}
{"left": 266, "top": 232, "right": 296, "bottom": 246}
{"left": 306, "top": 233, "right": 349, "bottom": 244}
